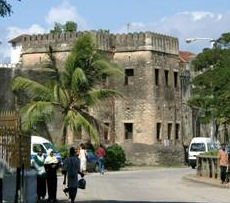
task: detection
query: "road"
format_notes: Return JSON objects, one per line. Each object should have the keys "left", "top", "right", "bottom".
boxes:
{"left": 56, "top": 167, "right": 230, "bottom": 203}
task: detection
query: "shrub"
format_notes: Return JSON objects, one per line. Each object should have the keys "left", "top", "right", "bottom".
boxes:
{"left": 105, "top": 144, "right": 126, "bottom": 171}
{"left": 56, "top": 145, "right": 69, "bottom": 160}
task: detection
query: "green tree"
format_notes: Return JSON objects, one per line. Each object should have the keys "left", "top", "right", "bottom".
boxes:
{"left": 50, "top": 22, "right": 63, "bottom": 34}
{"left": 0, "top": 0, "right": 21, "bottom": 17}
{"left": 64, "top": 21, "right": 77, "bottom": 32}
{"left": 188, "top": 32, "right": 230, "bottom": 139}
{"left": 11, "top": 33, "right": 122, "bottom": 144}
{"left": 50, "top": 21, "right": 77, "bottom": 34}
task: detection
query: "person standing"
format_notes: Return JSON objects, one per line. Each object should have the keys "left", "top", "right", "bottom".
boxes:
{"left": 31, "top": 148, "right": 46, "bottom": 201}
{"left": 218, "top": 144, "right": 229, "bottom": 184}
{"left": 63, "top": 147, "right": 84, "bottom": 203}
{"left": 78, "top": 143, "right": 87, "bottom": 173}
{"left": 95, "top": 144, "right": 106, "bottom": 175}
{"left": 44, "top": 149, "right": 59, "bottom": 202}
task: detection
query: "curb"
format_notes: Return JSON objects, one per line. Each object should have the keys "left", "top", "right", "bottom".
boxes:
{"left": 183, "top": 174, "right": 230, "bottom": 189}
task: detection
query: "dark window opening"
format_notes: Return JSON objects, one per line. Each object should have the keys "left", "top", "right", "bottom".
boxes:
{"left": 155, "top": 69, "right": 159, "bottom": 86}
{"left": 167, "top": 123, "right": 172, "bottom": 140}
{"left": 75, "top": 126, "right": 82, "bottom": 140}
{"left": 164, "top": 70, "right": 169, "bottom": 86}
{"left": 175, "top": 123, "right": 180, "bottom": 140}
{"left": 174, "top": 72, "right": 178, "bottom": 88}
{"left": 125, "top": 69, "right": 134, "bottom": 85}
{"left": 103, "top": 122, "right": 110, "bottom": 141}
{"left": 156, "top": 122, "right": 161, "bottom": 141}
{"left": 102, "top": 74, "right": 109, "bottom": 87}
{"left": 124, "top": 123, "right": 133, "bottom": 139}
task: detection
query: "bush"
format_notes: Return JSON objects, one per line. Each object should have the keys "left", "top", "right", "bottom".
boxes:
{"left": 105, "top": 144, "right": 126, "bottom": 171}
{"left": 56, "top": 145, "right": 69, "bottom": 160}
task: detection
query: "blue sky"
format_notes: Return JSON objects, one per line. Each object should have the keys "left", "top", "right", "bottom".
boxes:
{"left": 1, "top": 0, "right": 230, "bottom": 63}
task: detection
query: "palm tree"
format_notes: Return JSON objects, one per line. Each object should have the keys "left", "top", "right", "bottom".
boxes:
{"left": 11, "top": 33, "right": 122, "bottom": 145}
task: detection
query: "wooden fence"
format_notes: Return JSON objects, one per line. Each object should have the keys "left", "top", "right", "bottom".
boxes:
{"left": 0, "top": 111, "right": 30, "bottom": 169}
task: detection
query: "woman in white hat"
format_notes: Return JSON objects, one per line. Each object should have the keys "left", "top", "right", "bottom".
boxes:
{"left": 44, "top": 149, "right": 59, "bottom": 202}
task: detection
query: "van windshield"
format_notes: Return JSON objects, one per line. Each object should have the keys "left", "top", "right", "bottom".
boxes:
{"left": 190, "top": 143, "right": 205, "bottom": 152}
{"left": 43, "top": 142, "right": 57, "bottom": 153}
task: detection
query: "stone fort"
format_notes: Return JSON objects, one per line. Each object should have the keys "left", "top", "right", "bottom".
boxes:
{"left": 3, "top": 30, "right": 193, "bottom": 165}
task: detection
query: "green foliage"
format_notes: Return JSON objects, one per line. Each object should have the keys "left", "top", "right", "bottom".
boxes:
{"left": 105, "top": 144, "right": 126, "bottom": 171}
{"left": 188, "top": 32, "right": 230, "bottom": 130}
{"left": 50, "top": 22, "right": 63, "bottom": 34}
{"left": 200, "top": 150, "right": 218, "bottom": 156}
{"left": 64, "top": 21, "right": 77, "bottom": 32}
{"left": 50, "top": 21, "right": 77, "bottom": 34}
{"left": 56, "top": 145, "right": 69, "bottom": 160}
{"left": 11, "top": 33, "right": 122, "bottom": 145}
{"left": 0, "top": 0, "right": 21, "bottom": 17}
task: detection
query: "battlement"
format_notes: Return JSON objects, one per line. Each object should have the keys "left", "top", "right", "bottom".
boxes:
{"left": 111, "top": 32, "right": 178, "bottom": 54}
{"left": 19, "top": 30, "right": 178, "bottom": 55}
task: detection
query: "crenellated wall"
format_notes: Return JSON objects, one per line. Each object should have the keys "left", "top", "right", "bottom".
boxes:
{"left": 19, "top": 31, "right": 178, "bottom": 68}
{"left": 111, "top": 32, "right": 178, "bottom": 54}
{"left": 4, "top": 30, "right": 188, "bottom": 166}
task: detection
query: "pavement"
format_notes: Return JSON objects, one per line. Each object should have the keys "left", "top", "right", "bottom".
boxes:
{"left": 183, "top": 173, "right": 230, "bottom": 188}
{"left": 122, "top": 165, "right": 230, "bottom": 189}
{"left": 53, "top": 166, "right": 230, "bottom": 202}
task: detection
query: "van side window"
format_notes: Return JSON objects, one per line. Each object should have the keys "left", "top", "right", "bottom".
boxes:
{"left": 33, "top": 144, "right": 45, "bottom": 153}
{"left": 190, "top": 143, "right": 205, "bottom": 152}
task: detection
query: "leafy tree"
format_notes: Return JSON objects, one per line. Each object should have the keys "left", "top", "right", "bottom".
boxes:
{"left": 188, "top": 32, "right": 230, "bottom": 140}
{"left": 0, "top": 0, "right": 21, "bottom": 17}
{"left": 64, "top": 21, "right": 77, "bottom": 32}
{"left": 50, "top": 22, "right": 63, "bottom": 34}
{"left": 11, "top": 33, "right": 122, "bottom": 144}
{"left": 50, "top": 21, "right": 77, "bottom": 34}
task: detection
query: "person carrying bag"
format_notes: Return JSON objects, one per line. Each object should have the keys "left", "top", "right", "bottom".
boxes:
{"left": 63, "top": 147, "right": 84, "bottom": 203}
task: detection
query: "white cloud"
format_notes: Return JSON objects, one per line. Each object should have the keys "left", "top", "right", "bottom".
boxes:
{"left": 7, "top": 24, "right": 46, "bottom": 40}
{"left": 116, "top": 11, "right": 230, "bottom": 53}
{"left": 0, "top": 24, "right": 46, "bottom": 63}
{"left": 45, "top": 1, "right": 88, "bottom": 30}
{"left": 1, "top": 1, "right": 89, "bottom": 62}
{"left": 181, "top": 11, "right": 215, "bottom": 22}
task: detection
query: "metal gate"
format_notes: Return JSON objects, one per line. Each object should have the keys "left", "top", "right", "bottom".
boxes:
{"left": 0, "top": 111, "right": 30, "bottom": 203}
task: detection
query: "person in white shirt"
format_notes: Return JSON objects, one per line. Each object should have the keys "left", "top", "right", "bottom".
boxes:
{"left": 78, "top": 143, "right": 87, "bottom": 172}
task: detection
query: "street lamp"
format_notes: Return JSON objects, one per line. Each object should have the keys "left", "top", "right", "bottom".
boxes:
{"left": 185, "top": 37, "right": 215, "bottom": 48}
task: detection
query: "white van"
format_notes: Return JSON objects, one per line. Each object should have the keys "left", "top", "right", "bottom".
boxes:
{"left": 31, "top": 136, "right": 62, "bottom": 164}
{"left": 188, "top": 137, "right": 219, "bottom": 169}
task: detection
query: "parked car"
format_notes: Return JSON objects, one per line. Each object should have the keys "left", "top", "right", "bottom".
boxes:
{"left": 188, "top": 137, "right": 219, "bottom": 169}
{"left": 86, "top": 149, "right": 98, "bottom": 172}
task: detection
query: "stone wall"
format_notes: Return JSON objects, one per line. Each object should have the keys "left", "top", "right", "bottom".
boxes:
{"left": 3, "top": 30, "right": 189, "bottom": 165}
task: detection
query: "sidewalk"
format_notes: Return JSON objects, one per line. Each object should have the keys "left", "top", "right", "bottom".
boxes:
{"left": 183, "top": 173, "right": 230, "bottom": 188}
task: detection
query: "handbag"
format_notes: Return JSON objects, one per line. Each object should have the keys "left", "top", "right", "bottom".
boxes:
{"left": 78, "top": 178, "right": 86, "bottom": 189}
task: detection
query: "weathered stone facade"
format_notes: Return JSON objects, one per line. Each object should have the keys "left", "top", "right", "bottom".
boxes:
{"left": 4, "top": 30, "right": 192, "bottom": 165}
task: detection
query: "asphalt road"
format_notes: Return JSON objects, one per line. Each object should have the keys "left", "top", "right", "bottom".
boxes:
{"left": 56, "top": 167, "right": 230, "bottom": 203}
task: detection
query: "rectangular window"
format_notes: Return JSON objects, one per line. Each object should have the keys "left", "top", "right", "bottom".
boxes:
{"left": 174, "top": 72, "right": 178, "bottom": 88}
{"left": 155, "top": 69, "right": 159, "bottom": 86}
{"left": 103, "top": 122, "right": 110, "bottom": 141}
{"left": 125, "top": 69, "right": 134, "bottom": 85}
{"left": 156, "top": 122, "right": 161, "bottom": 141}
{"left": 175, "top": 123, "right": 180, "bottom": 140}
{"left": 102, "top": 74, "right": 109, "bottom": 87}
{"left": 164, "top": 70, "right": 169, "bottom": 86}
{"left": 124, "top": 123, "right": 133, "bottom": 139}
{"left": 75, "top": 126, "right": 82, "bottom": 140}
{"left": 167, "top": 123, "right": 172, "bottom": 140}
